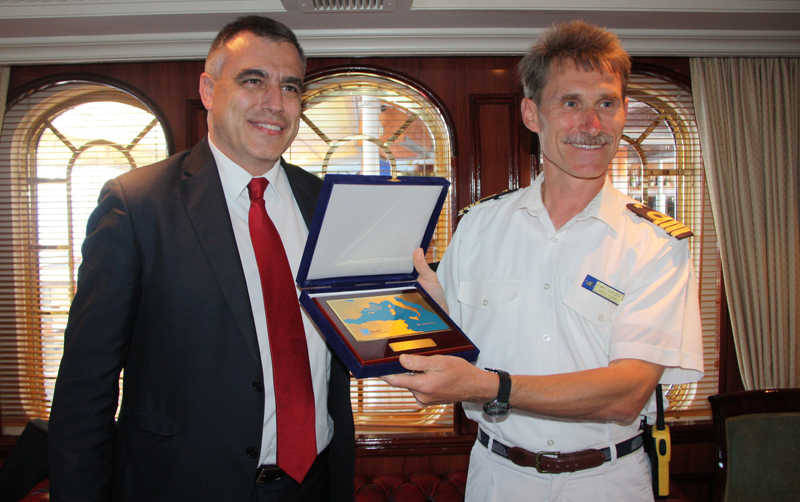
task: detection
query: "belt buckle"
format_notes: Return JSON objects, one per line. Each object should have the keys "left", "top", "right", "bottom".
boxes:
{"left": 255, "top": 465, "right": 285, "bottom": 484}
{"left": 534, "top": 451, "right": 559, "bottom": 473}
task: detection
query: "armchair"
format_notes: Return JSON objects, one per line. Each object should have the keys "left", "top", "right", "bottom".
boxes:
{"left": 708, "top": 388, "right": 800, "bottom": 502}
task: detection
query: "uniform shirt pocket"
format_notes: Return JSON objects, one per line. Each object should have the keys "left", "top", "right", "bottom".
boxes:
{"left": 562, "top": 279, "right": 617, "bottom": 326}
{"left": 457, "top": 280, "right": 521, "bottom": 310}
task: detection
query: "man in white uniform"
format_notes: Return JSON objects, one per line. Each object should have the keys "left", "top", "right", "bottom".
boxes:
{"left": 385, "top": 20, "right": 703, "bottom": 502}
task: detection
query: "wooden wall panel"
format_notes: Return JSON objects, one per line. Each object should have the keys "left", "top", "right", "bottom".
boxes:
{"left": 186, "top": 98, "right": 207, "bottom": 148}
{"left": 470, "top": 94, "right": 519, "bottom": 199}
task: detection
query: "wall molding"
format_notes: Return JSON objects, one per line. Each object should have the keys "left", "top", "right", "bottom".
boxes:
{"left": 411, "top": 0, "right": 800, "bottom": 14}
{"left": 0, "top": 0, "right": 284, "bottom": 18}
{"left": 2, "top": 27, "right": 799, "bottom": 65}
{"left": 2, "top": 0, "right": 797, "bottom": 17}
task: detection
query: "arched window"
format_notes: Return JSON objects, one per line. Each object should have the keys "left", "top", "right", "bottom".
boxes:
{"left": 0, "top": 80, "right": 169, "bottom": 432}
{"left": 611, "top": 71, "right": 721, "bottom": 418}
{"left": 287, "top": 70, "right": 454, "bottom": 262}
{"left": 284, "top": 69, "right": 456, "bottom": 433}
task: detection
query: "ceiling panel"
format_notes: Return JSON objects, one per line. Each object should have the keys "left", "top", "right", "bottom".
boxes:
{"left": 0, "top": 0, "right": 798, "bottom": 63}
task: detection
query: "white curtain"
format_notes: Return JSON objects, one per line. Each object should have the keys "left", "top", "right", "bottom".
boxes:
{"left": 691, "top": 57, "right": 800, "bottom": 389}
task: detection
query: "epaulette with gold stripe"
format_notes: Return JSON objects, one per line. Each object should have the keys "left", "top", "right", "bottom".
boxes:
{"left": 626, "top": 203, "right": 693, "bottom": 240}
{"left": 458, "top": 188, "right": 519, "bottom": 217}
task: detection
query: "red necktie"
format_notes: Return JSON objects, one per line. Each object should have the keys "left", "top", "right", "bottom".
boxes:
{"left": 247, "top": 177, "right": 317, "bottom": 483}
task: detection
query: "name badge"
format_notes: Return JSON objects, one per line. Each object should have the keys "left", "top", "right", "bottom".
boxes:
{"left": 581, "top": 275, "right": 624, "bottom": 306}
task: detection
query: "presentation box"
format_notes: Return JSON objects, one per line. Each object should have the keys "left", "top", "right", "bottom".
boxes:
{"left": 296, "top": 174, "right": 478, "bottom": 378}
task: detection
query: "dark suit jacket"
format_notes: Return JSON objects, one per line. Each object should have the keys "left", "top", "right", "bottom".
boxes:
{"left": 48, "top": 139, "right": 355, "bottom": 501}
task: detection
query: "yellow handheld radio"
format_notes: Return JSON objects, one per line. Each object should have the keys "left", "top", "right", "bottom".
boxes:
{"left": 642, "top": 384, "right": 671, "bottom": 498}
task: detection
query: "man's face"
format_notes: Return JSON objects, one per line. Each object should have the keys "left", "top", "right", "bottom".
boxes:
{"left": 199, "top": 32, "right": 303, "bottom": 175}
{"left": 522, "top": 60, "right": 628, "bottom": 182}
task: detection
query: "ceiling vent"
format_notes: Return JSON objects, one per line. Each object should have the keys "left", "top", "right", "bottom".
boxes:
{"left": 298, "top": 0, "right": 395, "bottom": 12}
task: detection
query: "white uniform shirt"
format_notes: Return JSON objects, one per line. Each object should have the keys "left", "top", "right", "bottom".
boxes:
{"left": 438, "top": 174, "right": 703, "bottom": 455}
{"left": 210, "top": 140, "right": 333, "bottom": 466}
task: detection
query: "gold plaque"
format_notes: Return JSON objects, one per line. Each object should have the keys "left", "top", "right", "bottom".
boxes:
{"left": 389, "top": 338, "right": 437, "bottom": 353}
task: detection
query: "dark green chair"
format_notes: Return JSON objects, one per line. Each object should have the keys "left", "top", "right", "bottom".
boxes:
{"left": 709, "top": 389, "right": 800, "bottom": 502}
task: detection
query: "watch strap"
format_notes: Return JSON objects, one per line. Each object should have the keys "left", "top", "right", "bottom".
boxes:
{"left": 486, "top": 368, "right": 511, "bottom": 405}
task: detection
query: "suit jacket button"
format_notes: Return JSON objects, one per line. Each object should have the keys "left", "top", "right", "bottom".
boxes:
{"left": 246, "top": 446, "right": 258, "bottom": 458}
{"left": 252, "top": 380, "right": 264, "bottom": 392}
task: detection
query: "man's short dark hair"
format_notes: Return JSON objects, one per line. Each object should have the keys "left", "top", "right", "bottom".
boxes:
{"left": 205, "top": 16, "right": 305, "bottom": 76}
{"left": 518, "top": 20, "right": 631, "bottom": 103}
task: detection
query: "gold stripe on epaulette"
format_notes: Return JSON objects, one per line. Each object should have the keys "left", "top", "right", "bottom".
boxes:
{"left": 458, "top": 188, "right": 519, "bottom": 217}
{"left": 626, "top": 203, "right": 693, "bottom": 240}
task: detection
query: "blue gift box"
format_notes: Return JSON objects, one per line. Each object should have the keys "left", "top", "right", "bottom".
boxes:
{"left": 296, "top": 174, "right": 479, "bottom": 378}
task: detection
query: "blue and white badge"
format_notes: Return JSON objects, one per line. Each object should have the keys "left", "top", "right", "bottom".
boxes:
{"left": 582, "top": 275, "right": 625, "bottom": 306}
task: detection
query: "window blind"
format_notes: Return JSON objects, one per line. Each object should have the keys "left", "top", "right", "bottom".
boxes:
{"left": 0, "top": 81, "right": 168, "bottom": 434}
{"left": 612, "top": 72, "right": 721, "bottom": 419}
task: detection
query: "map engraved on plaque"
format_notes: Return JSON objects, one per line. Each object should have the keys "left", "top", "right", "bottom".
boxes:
{"left": 327, "top": 291, "right": 448, "bottom": 342}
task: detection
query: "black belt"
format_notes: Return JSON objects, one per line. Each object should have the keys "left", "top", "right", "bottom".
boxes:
{"left": 255, "top": 445, "right": 329, "bottom": 485}
{"left": 478, "top": 428, "right": 644, "bottom": 473}
{"left": 255, "top": 464, "right": 287, "bottom": 484}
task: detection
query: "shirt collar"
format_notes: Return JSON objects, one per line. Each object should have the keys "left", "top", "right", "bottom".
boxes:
{"left": 513, "top": 174, "right": 546, "bottom": 217}
{"left": 591, "top": 178, "right": 627, "bottom": 235}
{"left": 208, "top": 138, "right": 290, "bottom": 205}
{"left": 514, "top": 174, "right": 626, "bottom": 235}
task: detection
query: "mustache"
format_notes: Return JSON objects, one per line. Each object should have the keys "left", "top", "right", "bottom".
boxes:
{"left": 562, "top": 133, "right": 612, "bottom": 146}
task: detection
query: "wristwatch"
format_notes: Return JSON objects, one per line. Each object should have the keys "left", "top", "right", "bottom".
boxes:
{"left": 483, "top": 368, "right": 511, "bottom": 417}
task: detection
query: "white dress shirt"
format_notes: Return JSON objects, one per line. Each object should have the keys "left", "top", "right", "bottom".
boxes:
{"left": 209, "top": 140, "right": 333, "bottom": 466}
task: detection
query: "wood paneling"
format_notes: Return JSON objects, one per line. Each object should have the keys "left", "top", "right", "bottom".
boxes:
{"left": 186, "top": 98, "right": 207, "bottom": 148}
{"left": 670, "top": 423, "right": 715, "bottom": 501}
{"left": 470, "top": 94, "right": 519, "bottom": 199}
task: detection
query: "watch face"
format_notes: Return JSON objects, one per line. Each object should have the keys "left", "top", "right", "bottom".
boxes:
{"left": 483, "top": 399, "right": 510, "bottom": 416}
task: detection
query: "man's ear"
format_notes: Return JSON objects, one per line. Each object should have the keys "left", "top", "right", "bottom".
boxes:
{"left": 199, "top": 73, "right": 214, "bottom": 111}
{"left": 521, "top": 97, "right": 540, "bottom": 134}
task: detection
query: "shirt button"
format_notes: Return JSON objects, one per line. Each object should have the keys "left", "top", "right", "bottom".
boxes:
{"left": 547, "top": 439, "right": 555, "bottom": 447}
{"left": 252, "top": 380, "right": 264, "bottom": 392}
{"left": 481, "top": 298, "right": 489, "bottom": 306}
{"left": 543, "top": 283, "right": 551, "bottom": 290}
{"left": 245, "top": 446, "right": 258, "bottom": 459}
{"left": 543, "top": 334, "right": 551, "bottom": 342}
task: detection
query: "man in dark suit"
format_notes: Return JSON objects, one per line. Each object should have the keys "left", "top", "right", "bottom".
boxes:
{"left": 48, "top": 16, "right": 354, "bottom": 502}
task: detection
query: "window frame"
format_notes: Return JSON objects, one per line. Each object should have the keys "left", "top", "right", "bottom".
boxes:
{"left": 0, "top": 75, "right": 172, "bottom": 435}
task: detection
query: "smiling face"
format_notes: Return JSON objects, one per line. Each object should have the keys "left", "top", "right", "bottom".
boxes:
{"left": 522, "top": 59, "right": 628, "bottom": 186}
{"left": 199, "top": 31, "right": 304, "bottom": 175}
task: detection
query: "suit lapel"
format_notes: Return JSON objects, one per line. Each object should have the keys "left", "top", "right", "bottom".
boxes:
{"left": 178, "top": 139, "right": 261, "bottom": 362}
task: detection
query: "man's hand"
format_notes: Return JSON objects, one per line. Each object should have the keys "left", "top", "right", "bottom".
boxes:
{"left": 382, "top": 354, "right": 496, "bottom": 406}
{"left": 413, "top": 248, "right": 447, "bottom": 313}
